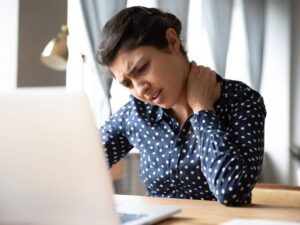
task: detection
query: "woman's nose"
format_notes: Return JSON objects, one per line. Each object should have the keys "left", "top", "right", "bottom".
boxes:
{"left": 135, "top": 81, "right": 149, "bottom": 97}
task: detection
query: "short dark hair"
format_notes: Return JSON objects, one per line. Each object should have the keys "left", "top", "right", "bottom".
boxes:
{"left": 97, "top": 6, "right": 187, "bottom": 66}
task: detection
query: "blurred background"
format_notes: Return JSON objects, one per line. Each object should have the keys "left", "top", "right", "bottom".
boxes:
{"left": 1, "top": 0, "right": 299, "bottom": 195}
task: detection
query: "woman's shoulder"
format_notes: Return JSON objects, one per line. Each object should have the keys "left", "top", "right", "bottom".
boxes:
{"left": 110, "top": 96, "right": 137, "bottom": 119}
{"left": 220, "top": 76, "right": 263, "bottom": 101}
{"left": 101, "top": 97, "right": 138, "bottom": 131}
{"left": 216, "top": 76, "right": 266, "bottom": 117}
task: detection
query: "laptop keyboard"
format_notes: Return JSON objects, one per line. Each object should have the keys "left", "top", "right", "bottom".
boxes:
{"left": 119, "top": 213, "right": 147, "bottom": 224}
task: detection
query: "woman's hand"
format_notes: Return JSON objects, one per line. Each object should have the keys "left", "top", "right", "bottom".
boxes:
{"left": 186, "top": 61, "right": 221, "bottom": 113}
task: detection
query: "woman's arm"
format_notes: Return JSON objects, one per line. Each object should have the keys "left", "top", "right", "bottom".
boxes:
{"left": 100, "top": 106, "right": 133, "bottom": 168}
{"left": 190, "top": 89, "right": 266, "bottom": 206}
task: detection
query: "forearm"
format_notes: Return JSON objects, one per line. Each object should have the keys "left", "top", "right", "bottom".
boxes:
{"left": 191, "top": 110, "right": 264, "bottom": 206}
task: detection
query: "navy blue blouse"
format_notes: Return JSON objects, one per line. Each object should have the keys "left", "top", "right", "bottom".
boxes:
{"left": 100, "top": 76, "right": 266, "bottom": 206}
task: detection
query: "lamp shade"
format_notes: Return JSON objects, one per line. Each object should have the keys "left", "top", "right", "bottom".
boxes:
{"left": 40, "top": 25, "right": 68, "bottom": 71}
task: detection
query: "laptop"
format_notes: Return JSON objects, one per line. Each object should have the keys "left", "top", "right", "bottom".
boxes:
{"left": 0, "top": 88, "right": 180, "bottom": 225}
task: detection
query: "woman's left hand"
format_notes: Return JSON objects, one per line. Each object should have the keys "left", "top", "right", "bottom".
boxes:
{"left": 186, "top": 61, "right": 221, "bottom": 113}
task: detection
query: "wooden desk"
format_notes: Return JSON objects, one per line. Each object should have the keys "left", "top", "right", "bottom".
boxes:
{"left": 115, "top": 195, "right": 300, "bottom": 225}
{"left": 253, "top": 183, "right": 300, "bottom": 207}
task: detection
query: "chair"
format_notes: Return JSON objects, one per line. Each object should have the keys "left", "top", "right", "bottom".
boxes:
{"left": 111, "top": 160, "right": 124, "bottom": 180}
{"left": 252, "top": 183, "right": 300, "bottom": 207}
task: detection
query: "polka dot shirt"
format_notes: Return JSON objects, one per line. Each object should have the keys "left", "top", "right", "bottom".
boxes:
{"left": 101, "top": 76, "right": 267, "bottom": 206}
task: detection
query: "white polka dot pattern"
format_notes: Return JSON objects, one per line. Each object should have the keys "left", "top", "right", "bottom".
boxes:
{"left": 100, "top": 76, "right": 266, "bottom": 206}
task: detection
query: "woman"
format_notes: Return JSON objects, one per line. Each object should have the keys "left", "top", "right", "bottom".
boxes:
{"left": 97, "top": 6, "right": 266, "bottom": 206}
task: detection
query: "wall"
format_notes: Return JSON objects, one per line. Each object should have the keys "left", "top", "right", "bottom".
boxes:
{"left": 260, "top": 0, "right": 300, "bottom": 185}
{"left": 260, "top": 0, "right": 291, "bottom": 184}
{"left": 17, "top": 0, "right": 67, "bottom": 87}
{"left": 0, "top": 0, "right": 67, "bottom": 91}
{"left": 0, "top": 0, "right": 19, "bottom": 91}
{"left": 290, "top": 0, "right": 300, "bottom": 184}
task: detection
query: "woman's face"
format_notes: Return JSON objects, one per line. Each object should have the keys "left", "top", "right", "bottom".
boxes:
{"left": 110, "top": 32, "right": 189, "bottom": 109}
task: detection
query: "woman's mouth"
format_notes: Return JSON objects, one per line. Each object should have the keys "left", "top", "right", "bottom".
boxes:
{"left": 151, "top": 90, "right": 162, "bottom": 103}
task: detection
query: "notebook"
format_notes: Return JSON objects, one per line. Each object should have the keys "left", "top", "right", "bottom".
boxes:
{"left": 0, "top": 88, "right": 180, "bottom": 225}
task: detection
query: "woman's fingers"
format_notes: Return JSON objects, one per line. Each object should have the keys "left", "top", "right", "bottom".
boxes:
{"left": 186, "top": 63, "right": 219, "bottom": 112}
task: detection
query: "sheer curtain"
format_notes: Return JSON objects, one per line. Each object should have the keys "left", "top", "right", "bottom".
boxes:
{"left": 201, "top": 0, "right": 266, "bottom": 90}
{"left": 66, "top": 0, "right": 127, "bottom": 128}
{"left": 202, "top": 0, "right": 233, "bottom": 76}
{"left": 243, "top": 0, "right": 266, "bottom": 91}
{"left": 156, "top": 0, "right": 190, "bottom": 47}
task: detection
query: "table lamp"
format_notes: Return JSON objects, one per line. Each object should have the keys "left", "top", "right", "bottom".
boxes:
{"left": 40, "top": 25, "right": 68, "bottom": 71}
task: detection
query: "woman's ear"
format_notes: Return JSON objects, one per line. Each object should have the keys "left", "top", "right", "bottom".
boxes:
{"left": 165, "top": 28, "right": 180, "bottom": 52}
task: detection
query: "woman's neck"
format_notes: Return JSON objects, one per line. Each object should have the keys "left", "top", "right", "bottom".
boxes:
{"left": 170, "top": 102, "right": 193, "bottom": 128}
{"left": 170, "top": 59, "right": 193, "bottom": 128}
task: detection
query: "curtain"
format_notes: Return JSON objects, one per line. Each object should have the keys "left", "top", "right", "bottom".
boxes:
{"left": 202, "top": 0, "right": 233, "bottom": 76}
{"left": 156, "top": 0, "right": 190, "bottom": 48}
{"left": 243, "top": 0, "right": 266, "bottom": 91}
{"left": 79, "top": 0, "right": 127, "bottom": 127}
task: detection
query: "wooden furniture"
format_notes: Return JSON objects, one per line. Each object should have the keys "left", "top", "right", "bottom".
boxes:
{"left": 252, "top": 183, "right": 300, "bottom": 207}
{"left": 110, "top": 160, "right": 124, "bottom": 180}
{"left": 115, "top": 195, "right": 300, "bottom": 225}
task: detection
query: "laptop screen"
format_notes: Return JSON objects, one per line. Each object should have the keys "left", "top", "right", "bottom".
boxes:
{"left": 0, "top": 89, "right": 120, "bottom": 225}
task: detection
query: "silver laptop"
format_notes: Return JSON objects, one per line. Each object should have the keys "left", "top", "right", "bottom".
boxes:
{"left": 0, "top": 88, "right": 180, "bottom": 225}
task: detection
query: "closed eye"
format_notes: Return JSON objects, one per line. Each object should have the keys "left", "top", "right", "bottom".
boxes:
{"left": 120, "top": 79, "right": 132, "bottom": 88}
{"left": 136, "top": 62, "right": 149, "bottom": 74}
{"left": 120, "top": 61, "right": 149, "bottom": 88}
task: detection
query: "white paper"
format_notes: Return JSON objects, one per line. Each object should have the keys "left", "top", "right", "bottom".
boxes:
{"left": 219, "top": 219, "right": 300, "bottom": 225}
